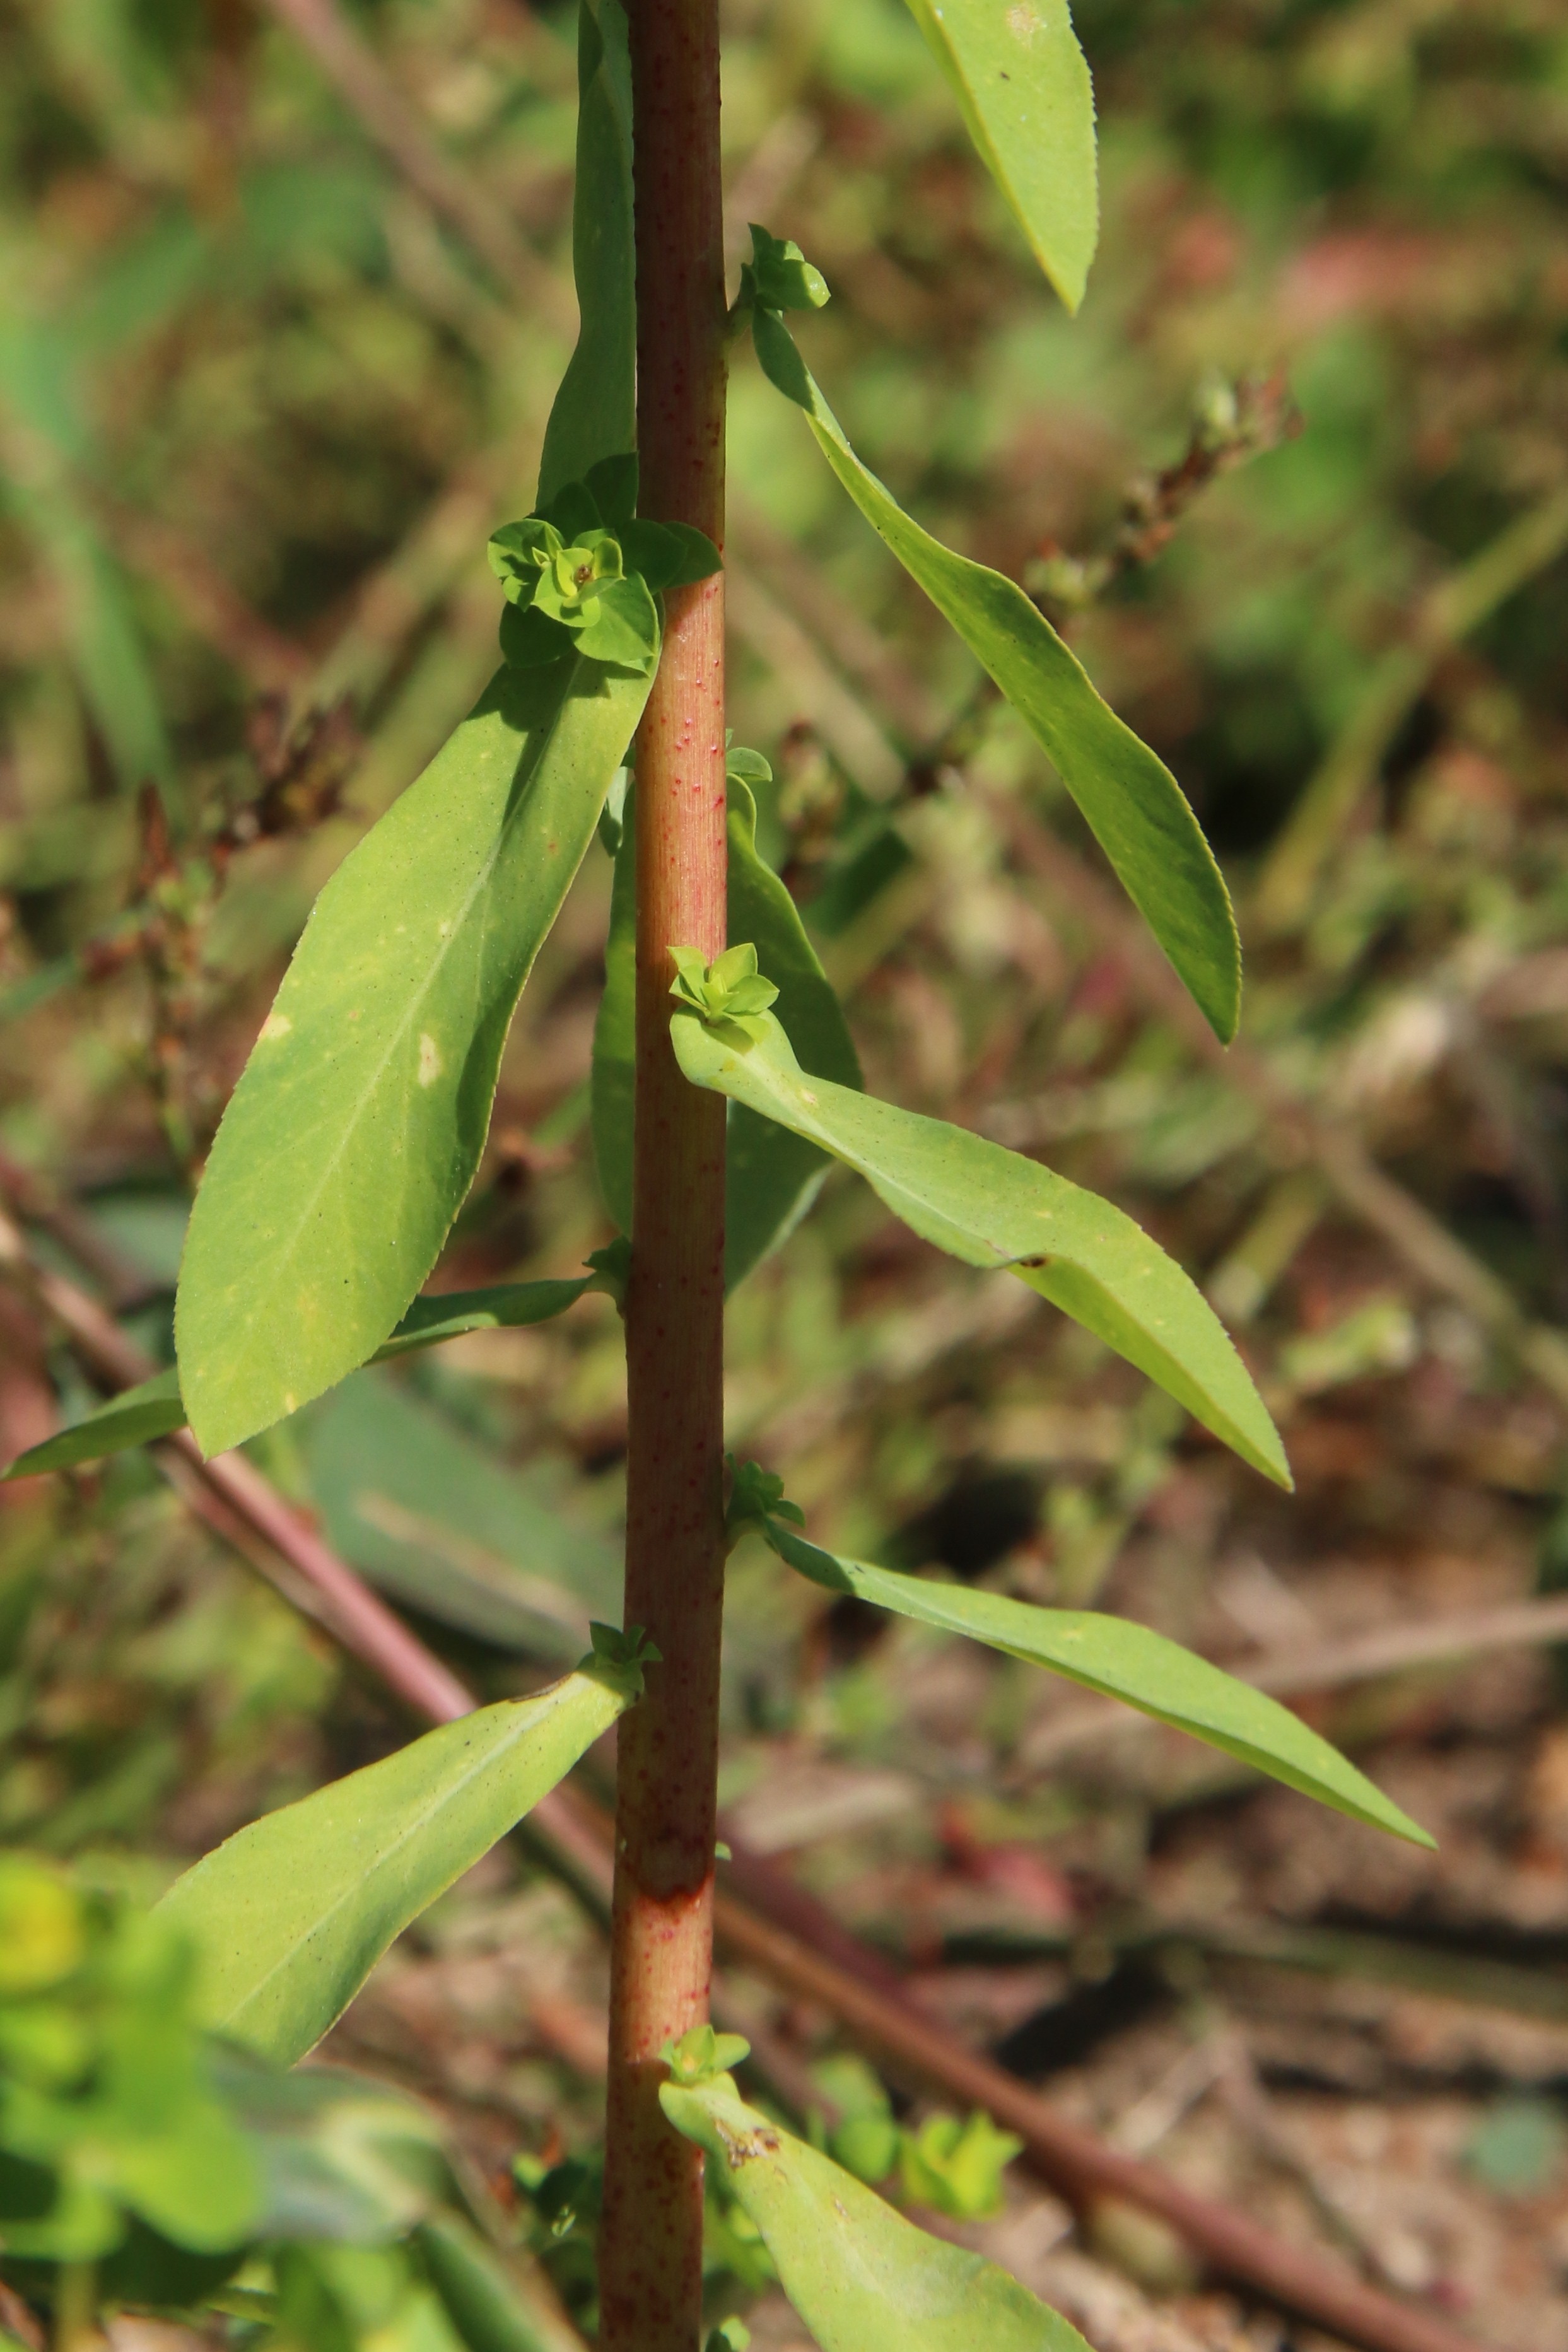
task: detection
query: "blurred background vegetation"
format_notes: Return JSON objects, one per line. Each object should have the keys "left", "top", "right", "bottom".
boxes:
{"left": 2, "top": 0, "right": 1568, "bottom": 2345}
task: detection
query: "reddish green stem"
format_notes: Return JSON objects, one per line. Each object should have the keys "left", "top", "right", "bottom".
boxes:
{"left": 597, "top": 0, "right": 728, "bottom": 2338}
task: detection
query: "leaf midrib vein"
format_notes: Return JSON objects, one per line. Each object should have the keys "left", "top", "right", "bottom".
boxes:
{"left": 223, "top": 1678, "right": 588, "bottom": 2030}
{"left": 229, "top": 671, "right": 582, "bottom": 1354}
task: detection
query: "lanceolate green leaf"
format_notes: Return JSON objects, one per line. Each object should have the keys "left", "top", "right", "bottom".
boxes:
{"left": 754, "top": 1518, "right": 1431, "bottom": 1845}
{"left": 902, "top": 0, "right": 1097, "bottom": 312}
{"left": 1, "top": 1280, "right": 597, "bottom": 1482}
{"left": 372, "top": 1275, "right": 595, "bottom": 1360}
{"left": 157, "top": 1665, "right": 641, "bottom": 2066}
{"left": 2, "top": 1366, "right": 185, "bottom": 1478}
{"left": 176, "top": 660, "right": 649, "bottom": 1459}
{"left": 591, "top": 783, "right": 865, "bottom": 1287}
{"left": 662, "top": 2076, "right": 1091, "bottom": 2352}
{"left": 751, "top": 306, "right": 1241, "bottom": 1043}
{"left": 0, "top": 310, "right": 175, "bottom": 800}
{"left": 535, "top": 0, "right": 635, "bottom": 506}
{"left": 303, "top": 1369, "right": 621, "bottom": 1661}
{"left": 674, "top": 1005, "right": 1289, "bottom": 1485}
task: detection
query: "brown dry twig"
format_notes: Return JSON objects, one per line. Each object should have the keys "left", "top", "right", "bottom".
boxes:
{"left": 1027, "top": 373, "right": 1302, "bottom": 619}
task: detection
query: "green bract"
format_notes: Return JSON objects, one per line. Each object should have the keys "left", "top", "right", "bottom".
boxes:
{"left": 725, "top": 1453, "right": 805, "bottom": 1547}
{"left": 737, "top": 223, "right": 831, "bottom": 317}
{"left": 673, "top": 970, "right": 1289, "bottom": 1487}
{"left": 489, "top": 455, "right": 722, "bottom": 681}
{"left": 592, "top": 775, "right": 863, "bottom": 1289}
{"left": 585, "top": 1621, "right": 662, "bottom": 1675}
{"left": 669, "top": 942, "right": 781, "bottom": 1039}
{"left": 490, "top": 518, "right": 659, "bottom": 676}
{"left": 662, "top": 2024, "right": 752, "bottom": 2088}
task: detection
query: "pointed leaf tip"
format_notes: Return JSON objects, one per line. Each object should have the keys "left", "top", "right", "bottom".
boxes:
{"left": 765, "top": 1523, "right": 1432, "bottom": 1849}
{"left": 673, "top": 1009, "right": 1287, "bottom": 1487}
{"left": 744, "top": 302, "right": 1241, "bottom": 1044}
{"left": 157, "top": 1672, "right": 633, "bottom": 2066}
{"left": 901, "top": 0, "right": 1098, "bottom": 314}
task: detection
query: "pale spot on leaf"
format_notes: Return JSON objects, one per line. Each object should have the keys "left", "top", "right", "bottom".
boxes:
{"left": 418, "top": 1033, "right": 443, "bottom": 1087}
{"left": 260, "top": 1013, "right": 292, "bottom": 1041}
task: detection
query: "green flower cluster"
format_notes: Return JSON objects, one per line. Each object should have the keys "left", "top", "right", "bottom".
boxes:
{"left": 805, "top": 2053, "right": 1021, "bottom": 2221}
{"left": 668, "top": 943, "right": 780, "bottom": 1042}
{"left": 580, "top": 1619, "right": 662, "bottom": 1688}
{"left": 735, "top": 223, "right": 831, "bottom": 319}
{"left": 488, "top": 452, "right": 722, "bottom": 679}
{"left": 725, "top": 1454, "right": 805, "bottom": 1548}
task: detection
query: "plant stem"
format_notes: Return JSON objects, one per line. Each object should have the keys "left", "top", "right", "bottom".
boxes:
{"left": 598, "top": 0, "right": 728, "bottom": 2336}
{"left": 52, "top": 2262, "right": 94, "bottom": 2352}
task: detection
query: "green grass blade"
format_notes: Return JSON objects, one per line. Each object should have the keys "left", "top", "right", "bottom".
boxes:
{"left": 662, "top": 2076, "right": 1092, "bottom": 2352}
{"left": 901, "top": 0, "right": 1097, "bottom": 312}
{"left": 536, "top": 0, "right": 635, "bottom": 505}
{"left": 674, "top": 1006, "right": 1289, "bottom": 1485}
{"left": 764, "top": 1522, "right": 1432, "bottom": 1845}
{"left": 176, "top": 660, "right": 648, "bottom": 1458}
{"left": 751, "top": 308, "right": 1240, "bottom": 1042}
{"left": 0, "top": 313, "right": 174, "bottom": 800}
{"left": 591, "top": 782, "right": 865, "bottom": 1287}
{"left": 156, "top": 1666, "right": 640, "bottom": 2066}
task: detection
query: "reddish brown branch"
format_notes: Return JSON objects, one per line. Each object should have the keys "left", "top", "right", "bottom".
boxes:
{"left": 597, "top": 0, "right": 731, "bottom": 2334}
